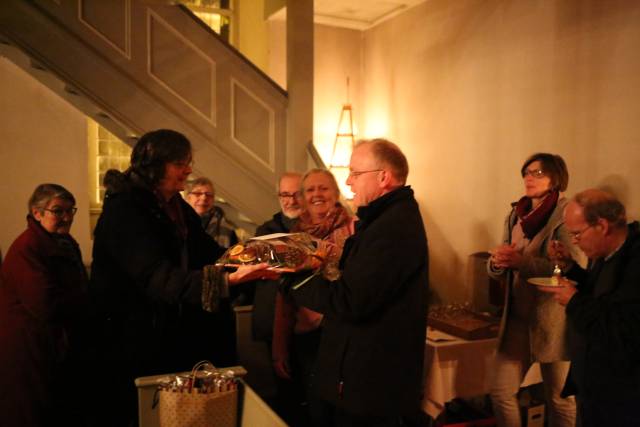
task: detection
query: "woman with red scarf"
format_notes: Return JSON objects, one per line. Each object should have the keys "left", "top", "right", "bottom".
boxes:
{"left": 487, "top": 153, "right": 584, "bottom": 427}
{"left": 272, "top": 168, "right": 353, "bottom": 426}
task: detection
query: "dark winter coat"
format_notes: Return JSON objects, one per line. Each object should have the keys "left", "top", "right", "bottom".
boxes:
{"left": 564, "top": 221, "right": 640, "bottom": 417}
{"left": 255, "top": 212, "right": 298, "bottom": 236}
{"left": 0, "top": 217, "right": 89, "bottom": 426}
{"left": 251, "top": 212, "right": 298, "bottom": 341}
{"left": 289, "top": 186, "right": 429, "bottom": 416}
{"left": 90, "top": 172, "right": 229, "bottom": 383}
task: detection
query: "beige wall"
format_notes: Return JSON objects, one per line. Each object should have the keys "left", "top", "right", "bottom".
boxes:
{"left": 267, "top": 20, "right": 363, "bottom": 170}
{"left": 314, "top": 24, "right": 363, "bottom": 166}
{"left": 236, "top": 0, "right": 270, "bottom": 74}
{"left": 361, "top": 0, "right": 640, "bottom": 302}
{"left": 267, "top": 17, "right": 287, "bottom": 88}
{"left": 0, "top": 58, "right": 92, "bottom": 264}
{"left": 3, "top": 0, "right": 639, "bottom": 304}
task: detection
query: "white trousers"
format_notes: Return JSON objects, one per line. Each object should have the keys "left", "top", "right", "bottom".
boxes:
{"left": 490, "top": 351, "right": 576, "bottom": 427}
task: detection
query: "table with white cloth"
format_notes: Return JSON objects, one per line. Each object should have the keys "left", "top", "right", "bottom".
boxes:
{"left": 422, "top": 327, "right": 542, "bottom": 419}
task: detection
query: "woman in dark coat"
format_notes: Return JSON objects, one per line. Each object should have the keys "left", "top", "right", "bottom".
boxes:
{"left": 0, "top": 184, "right": 89, "bottom": 427}
{"left": 90, "top": 129, "right": 275, "bottom": 426}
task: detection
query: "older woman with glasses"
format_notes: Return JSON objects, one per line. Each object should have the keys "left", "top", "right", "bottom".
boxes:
{"left": 185, "top": 177, "right": 239, "bottom": 249}
{"left": 91, "top": 129, "right": 276, "bottom": 426}
{"left": 487, "top": 153, "right": 585, "bottom": 427}
{"left": 0, "top": 184, "right": 90, "bottom": 426}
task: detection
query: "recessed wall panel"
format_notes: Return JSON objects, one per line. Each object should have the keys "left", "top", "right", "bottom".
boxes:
{"left": 79, "top": 0, "right": 130, "bottom": 57}
{"left": 232, "top": 81, "right": 274, "bottom": 169}
{"left": 148, "top": 12, "right": 216, "bottom": 124}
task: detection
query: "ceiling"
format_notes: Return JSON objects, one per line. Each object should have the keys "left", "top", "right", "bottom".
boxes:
{"left": 314, "top": 0, "right": 427, "bottom": 30}
{"left": 268, "top": 0, "right": 427, "bottom": 31}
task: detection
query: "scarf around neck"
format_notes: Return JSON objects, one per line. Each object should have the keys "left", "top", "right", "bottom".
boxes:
{"left": 295, "top": 203, "right": 351, "bottom": 241}
{"left": 515, "top": 190, "right": 559, "bottom": 239}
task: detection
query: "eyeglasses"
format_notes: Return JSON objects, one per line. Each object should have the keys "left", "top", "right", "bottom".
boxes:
{"left": 568, "top": 224, "right": 594, "bottom": 240}
{"left": 348, "top": 169, "right": 382, "bottom": 178}
{"left": 278, "top": 191, "right": 301, "bottom": 200}
{"left": 189, "top": 191, "right": 213, "bottom": 198}
{"left": 172, "top": 159, "right": 194, "bottom": 169}
{"left": 522, "top": 169, "right": 546, "bottom": 179}
{"left": 44, "top": 207, "right": 78, "bottom": 218}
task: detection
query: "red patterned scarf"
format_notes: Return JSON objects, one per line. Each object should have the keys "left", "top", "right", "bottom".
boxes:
{"left": 515, "top": 190, "right": 559, "bottom": 239}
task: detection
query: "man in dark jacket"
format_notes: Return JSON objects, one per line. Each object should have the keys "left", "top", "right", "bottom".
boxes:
{"left": 255, "top": 172, "right": 304, "bottom": 236}
{"left": 286, "top": 139, "right": 429, "bottom": 426}
{"left": 542, "top": 189, "right": 640, "bottom": 427}
{"left": 252, "top": 172, "right": 303, "bottom": 341}
{"left": 250, "top": 172, "right": 303, "bottom": 424}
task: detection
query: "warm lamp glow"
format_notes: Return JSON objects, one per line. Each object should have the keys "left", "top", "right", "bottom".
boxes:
{"left": 329, "top": 103, "right": 356, "bottom": 199}
{"left": 331, "top": 166, "right": 354, "bottom": 200}
{"left": 362, "top": 110, "right": 389, "bottom": 138}
{"left": 330, "top": 104, "right": 355, "bottom": 167}
{"left": 319, "top": 77, "right": 357, "bottom": 200}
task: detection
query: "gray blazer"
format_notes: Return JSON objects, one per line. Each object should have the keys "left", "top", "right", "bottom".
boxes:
{"left": 488, "top": 197, "right": 586, "bottom": 362}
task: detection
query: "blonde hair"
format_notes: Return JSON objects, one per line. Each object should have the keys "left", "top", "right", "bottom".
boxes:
{"left": 302, "top": 168, "right": 340, "bottom": 198}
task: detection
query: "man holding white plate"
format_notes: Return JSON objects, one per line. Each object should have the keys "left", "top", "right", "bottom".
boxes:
{"left": 542, "top": 188, "right": 640, "bottom": 427}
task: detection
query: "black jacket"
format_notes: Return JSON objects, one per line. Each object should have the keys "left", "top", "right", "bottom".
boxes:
{"left": 289, "top": 186, "right": 429, "bottom": 416}
{"left": 564, "top": 221, "right": 640, "bottom": 406}
{"left": 90, "top": 172, "right": 228, "bottom": 377}
{"left": 251, "top": 212, "right": 298, "bottom": 341}
{"left": 255, "top": 211, "right": 298, "bottom": 237}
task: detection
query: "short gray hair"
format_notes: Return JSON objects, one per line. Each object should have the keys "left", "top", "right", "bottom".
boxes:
{"left": 278, "top": 172, "right": 303, "bottom": 192}
{"left": 574, "top": 189, "right": 627, "bottom": 229}
{"left": 185, "top": 177, "right": 214, "bottom": 195}
{"left": 28, "top": 183, "right": 75, "bottom": 215}
{"left": 356, "top": 138, "right": 409, "bottom": 184}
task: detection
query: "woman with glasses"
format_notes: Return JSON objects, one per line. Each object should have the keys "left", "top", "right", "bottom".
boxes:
{"left": 272, "top": 168, "right": 353, "bottom": 426}
{"left": 90, "top": 129, "right": 276, "bottom": 425}
{"left": 185, "top": 177, "right": 239, "bottom": 249}
{"left": 0, "top": 184, "right": 89, "bottom": 426}
{"left": 487, "top": 153, "right": 584, "bottom": 427}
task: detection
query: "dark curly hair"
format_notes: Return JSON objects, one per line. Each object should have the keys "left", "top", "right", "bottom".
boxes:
{"left": 129, "top": 129, "right": 192, "bottom": 187}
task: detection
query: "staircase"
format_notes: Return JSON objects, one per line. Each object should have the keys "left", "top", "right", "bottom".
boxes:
{"left": 0, "top": 0, "right": 289, "bottom": 223}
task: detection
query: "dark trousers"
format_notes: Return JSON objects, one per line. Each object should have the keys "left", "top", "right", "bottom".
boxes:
{"left": 274, "top": 329, "right": 322, "bottom": 427}
{"left": 313, "top": 399, "right": 407, "bottom": 427}
{"left": 577, "top": 395, "right": 640, "bottom": 427}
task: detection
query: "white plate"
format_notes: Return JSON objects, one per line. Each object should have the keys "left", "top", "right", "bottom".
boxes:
{"left": 527, "top": 277, "right": 576, "bottom": 287}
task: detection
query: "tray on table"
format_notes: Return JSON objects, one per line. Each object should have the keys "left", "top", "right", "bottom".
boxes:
{"left": 428, "top": 309, "right": 500, "bottom": 340}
